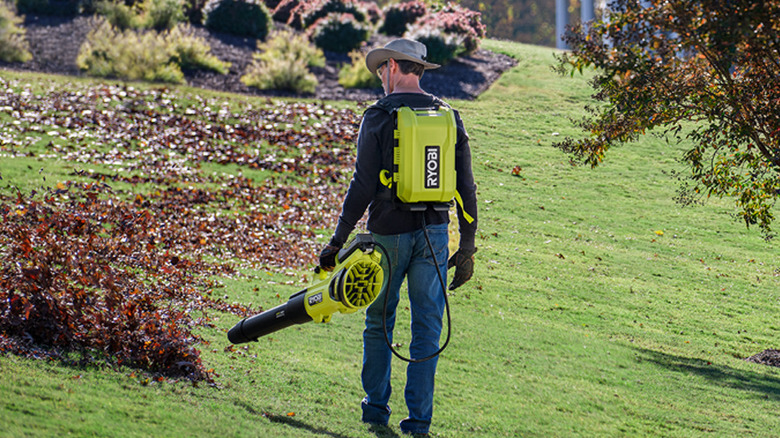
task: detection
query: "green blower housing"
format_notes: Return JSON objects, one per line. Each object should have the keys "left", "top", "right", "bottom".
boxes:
{"left": 227, "top": 234, "right": 384, "bottom": 344}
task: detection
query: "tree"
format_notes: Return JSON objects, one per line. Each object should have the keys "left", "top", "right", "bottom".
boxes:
{"left": 555, "top": 0, "right": 780, "bottom": 235}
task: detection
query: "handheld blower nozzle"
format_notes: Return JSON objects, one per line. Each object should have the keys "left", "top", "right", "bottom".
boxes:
{"left": 227, "top": 234, "right": 384, "bottom": 344}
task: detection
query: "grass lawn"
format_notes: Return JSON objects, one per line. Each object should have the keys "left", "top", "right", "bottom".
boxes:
{"left": 1, "top": 39, "right": 779, "bottom": 437}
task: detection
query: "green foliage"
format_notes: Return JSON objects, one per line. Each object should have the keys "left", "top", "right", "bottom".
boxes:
{"left": 202, "top": 0, "right": 271, "bottom": 39}
{"left": 556, "top": 0, "right": 780, "bottom": 235}
{"left": 167, "top": 23, "right": 230, "bottom": 73}
{"left": 76, "top": 19, "right": 229, "bottom": 83}
{"left": 241, "top": 29, "right": 322, "bottom": 92}
{"left": 288, "top": 0, "right": 363, "bottom": 30}
{"left": 138, "top": 0, "right": 185, "bottom": 30}
{"left": 378, "top": 0, "right": 427, "bottom": 36}
{"left": 0, "top": 2, "right": 32, "bottom": 63}
{"left": 338, "top": 49, "right": 381, "bottom": 89}
{"left": 309, "top": 12, "right": 370, "bottom": 53}
{"left": 95, "top": 0, "right": 138, "bottom": 29}
{"left": 405, "top": 22, "right": 462, "bottom": 65}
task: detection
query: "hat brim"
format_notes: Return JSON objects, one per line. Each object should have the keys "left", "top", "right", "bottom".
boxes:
{"left": 365, "top": 48, "right": 440, "bottom": 76}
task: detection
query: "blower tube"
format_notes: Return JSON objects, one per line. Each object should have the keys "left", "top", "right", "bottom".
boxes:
{"left": 228, "top": 234, "right": 384, "bottom": 344}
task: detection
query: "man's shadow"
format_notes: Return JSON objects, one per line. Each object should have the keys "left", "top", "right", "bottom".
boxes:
{"left": 368, "top": 423, "right": 401, "bottom": 438}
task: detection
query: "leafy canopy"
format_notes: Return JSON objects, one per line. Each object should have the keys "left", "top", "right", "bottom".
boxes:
{"left": 555, "top": 0, "right": 780, "bottom": 235}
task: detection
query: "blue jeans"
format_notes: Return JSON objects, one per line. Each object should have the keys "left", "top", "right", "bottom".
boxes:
{"left": 361, "top": 223, "right": 448, "bottom": 435}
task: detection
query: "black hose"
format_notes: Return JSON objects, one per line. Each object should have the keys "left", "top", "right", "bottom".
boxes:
{"left": 378, "top": 214, "right": 451, "bottom": 363}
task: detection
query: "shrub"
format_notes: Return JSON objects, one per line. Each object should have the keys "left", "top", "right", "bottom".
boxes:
{"left": 95, "top": 0, "right": 139, "bottom": 29}
{"left": 15, "top": 0, "right": 80, "bottom": 16}
{"left": 378, "top": 0, "right": 426, "bottom": 36}
{"left": 405, "top": 22, "right": 462, "bottom": 65}
{"left": 0, "top": 2, "right": 32, "bottom": 63}
{"left": 77, "top": 19, "right": 229, "bottom": 83}
{"left": 138, "top": 0, "right": 185, "bottom": 30}
{"left": 203, "top": 0, "right": 270, "bottom": 39}
{"left": 338, "top": 49, "right": 381, "bottom": 89}
{"left": 181, "top": 0, "right": 207, "bottom": 24}
{"left": 270, "top": 0, "right": 297, "bottom": 24}
{"left": 241, "top": 29, "right": 322, "bottom": 93}
{"left": 77, "top": 19, "right": 184, "bottom": 82}
{"left": 167, "top": 23, "right": 230, "bottom": 73}
{"left": 287, "top": 0, "right": 368, "bottom": 30}
{"left": 419, "top": 2, "right": 485, "bottom": 54}
{"left": 309, "top": 12, "right": 370, "bottom": 53}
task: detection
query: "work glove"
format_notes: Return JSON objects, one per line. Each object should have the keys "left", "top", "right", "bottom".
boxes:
{"left": 447, "top": 248, "right": 476, "bottom": 290}
{"left": 319, "top": 244, "right": 341, "bottom": 271}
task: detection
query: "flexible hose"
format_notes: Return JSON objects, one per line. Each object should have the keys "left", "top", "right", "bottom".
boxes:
{"left": 377, "top": 214, "right": 451, "bottom": 363}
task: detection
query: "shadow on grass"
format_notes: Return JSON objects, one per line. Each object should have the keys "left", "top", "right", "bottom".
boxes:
{"left": 636, "top": 348, "right": 780, "bottom": 401}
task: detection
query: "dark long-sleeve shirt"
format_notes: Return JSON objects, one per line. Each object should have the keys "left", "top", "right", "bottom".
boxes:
{"left": 331, "top": 93, "right": 478, "bottom": 251}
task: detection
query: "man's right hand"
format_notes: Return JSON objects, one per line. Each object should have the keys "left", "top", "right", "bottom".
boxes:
{"left": 319, "top": 244, "right": 341, "bottom": 271}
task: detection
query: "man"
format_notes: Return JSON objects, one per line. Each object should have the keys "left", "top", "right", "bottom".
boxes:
{"left": 319, "top": 39, "right": 478, "bottom": 436}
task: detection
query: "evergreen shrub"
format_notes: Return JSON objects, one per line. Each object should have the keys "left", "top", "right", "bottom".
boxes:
{"left": 405, "top": 22, "right": 462, "bottom": 65}
{"left": 203, "top": 0, "right": 271, "bottom": 39}
{"left": 378, "top": 0, "right": 426, "bottom": 36}
{"left": 418, "top": 3, "right": 485, "bottom": 54}
{"left": 309, "top": 12, "right": 369, "bottom": 53}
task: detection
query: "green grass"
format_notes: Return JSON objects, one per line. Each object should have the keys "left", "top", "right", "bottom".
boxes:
{"left": 2, "top": 40, "right": 780, "bottom": 437}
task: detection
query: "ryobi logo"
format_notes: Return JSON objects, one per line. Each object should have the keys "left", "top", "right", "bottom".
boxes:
{"left": 308, "top": 292, "right": 323, "bottom": 306}
{"left": 425, "top": 146, "right": 440, "bottom": 189}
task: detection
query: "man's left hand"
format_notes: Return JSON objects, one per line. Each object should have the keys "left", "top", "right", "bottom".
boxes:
{"left": 447, "top": 248, "right": 476, "bottom": 290}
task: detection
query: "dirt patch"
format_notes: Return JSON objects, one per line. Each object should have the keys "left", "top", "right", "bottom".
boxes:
{"left": 746, "top": 350, "right": 780, "bottom": 368}
{"left": 2, "top": 14, "right": 517, "bottom": 102}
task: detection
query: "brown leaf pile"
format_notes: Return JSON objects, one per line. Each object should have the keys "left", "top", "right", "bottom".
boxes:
{"left": 0, "top": 78, "right": 361, "bottom": 381}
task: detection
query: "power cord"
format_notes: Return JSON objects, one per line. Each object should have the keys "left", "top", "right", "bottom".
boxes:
{"left": 376, "top": 214, "right": 451, "bottom": 363}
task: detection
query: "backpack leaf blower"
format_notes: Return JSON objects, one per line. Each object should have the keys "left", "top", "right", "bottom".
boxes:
{"left": 227, "top": 234, "right": 384, "bottom": 344}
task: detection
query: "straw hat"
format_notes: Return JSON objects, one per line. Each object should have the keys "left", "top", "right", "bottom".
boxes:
{"left": 365, "top": 39, "right": 440, "bottom": 76}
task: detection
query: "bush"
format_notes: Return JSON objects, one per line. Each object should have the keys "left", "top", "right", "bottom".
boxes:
{"left": 0, "top": 2, "right": 32, "bottom": 63}
{"left": 309, "top": 12, "right": 370, "bottom": 53}
{"left": 167, "top": 23, "right": 230, "bottom": 73}
{"left": 270, "top": 0, "right": 297, "bottom": 24}
{"left": 405, "top": 22, "right": 462, "bottom": 65}
{"left": 378, "top": 0, "right": 426, "bottom": 37}
{"left": 287, "top": 0, "right": 368, "bottom": 30}
{"left": 181, "top": 0, "right": 207, "bottom": 24}
{"left": 95, "top": 0, "right": 138, "bottom": 29}
{"left": 138, "top": 0, "right": 185, "bottom": 30}
{"left": 338, "top": 49, "right": 381, "bottom": 89}
{"left": 418, "top": 2, "right": 485, "bottom": 54}
{"left": 77, "top": 19, "right": 184, "bottom": 82}
{"left": 15, "top": 0, "right": 80, "bottom": 16}
{"left": 241, "top": 29, "right": 322, "bottom": 93}
{"left": 77, "top": 19, "right": 229, "bottom": 83}
{"left": 203, "top": 0, "right": 270, "bottom": 39}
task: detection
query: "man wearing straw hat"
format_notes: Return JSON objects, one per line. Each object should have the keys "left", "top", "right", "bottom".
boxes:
{"left": 320, "top": 38, "right": 478, "bottom": 436}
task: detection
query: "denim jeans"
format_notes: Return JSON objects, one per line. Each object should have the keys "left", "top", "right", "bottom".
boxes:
{"left": 361, "top": 223, "right": 448, "bottom": 435}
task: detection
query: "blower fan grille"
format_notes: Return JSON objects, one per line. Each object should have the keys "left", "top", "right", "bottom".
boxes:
{"left": 339, "top": 260, "right": 383, "bottom": 309}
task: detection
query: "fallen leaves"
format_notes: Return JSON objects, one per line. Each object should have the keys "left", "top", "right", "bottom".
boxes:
{"left": 0, "top": 77, "right": 362, "bottom": 381}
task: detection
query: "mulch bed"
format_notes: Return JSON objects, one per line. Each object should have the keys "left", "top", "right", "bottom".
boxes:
{"left": 2, "top": 13, "right": 518, "bottom": 102}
